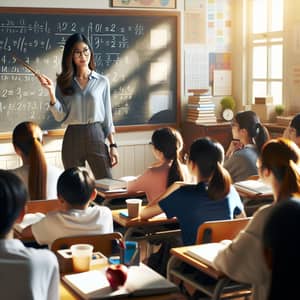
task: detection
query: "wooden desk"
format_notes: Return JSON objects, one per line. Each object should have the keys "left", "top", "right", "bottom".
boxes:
{"left": 97, "top": 189, "right": 146, "bottom": 208}
{"left": 167, "top": 246, "right": 251, "bottom": 300}
{"left": 112, "top": 208, "right": 179, "bottom": 241}
{"left": 60, "top": 262, "right": 185, "bottom": 300}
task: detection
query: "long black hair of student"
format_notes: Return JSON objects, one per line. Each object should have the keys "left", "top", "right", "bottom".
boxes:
{"left": 57, "top": 33, "right": 96, "bottom": 95}
{"left": 151, "top": 127, "right": 184, "bottom": 187}
{"left": 263, "top": 199, "right": 300, "bottom": 300}
{"left": 0, "top": 170, "right": 28, "bottom": 238}
{"left": 235, "top": 110, "right": 269, "bottom": 153}
{"left": 189, "top": 137, "right": 231, "bottom": 200}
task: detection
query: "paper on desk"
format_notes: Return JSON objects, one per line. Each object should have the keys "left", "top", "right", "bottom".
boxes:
{"left": 14, "top": 212, "right": 45, "bottom": 233}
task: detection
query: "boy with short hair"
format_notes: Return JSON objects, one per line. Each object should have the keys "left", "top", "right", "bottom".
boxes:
{"left": 0, "top": 169, "right": 59, "bottom": 300}
{"left": 27, "top": 167, "right": 113, "bottom": 248}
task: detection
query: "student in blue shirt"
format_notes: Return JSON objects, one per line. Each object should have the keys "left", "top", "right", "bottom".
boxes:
{"left": 141, "top": 137, "right": 246, "bottom": 246}
{"left": 38, "top": 33, "right": 118, "bottom": 179}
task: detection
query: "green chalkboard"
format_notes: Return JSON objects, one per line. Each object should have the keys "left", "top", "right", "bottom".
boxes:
{"left": 0, "top": 7, "right": 180, "bottom": 134}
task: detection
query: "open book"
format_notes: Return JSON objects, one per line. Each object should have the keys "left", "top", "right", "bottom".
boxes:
{"left": 185, "top": 242, "right": 229, "bottom": 267}
{"left": 62, "top": 263, "right": 178, "bottom": 299}
{"left": 234, "top": 179, "right": 273, "bottom": 196}
{"left": 14, "top": 212, "right": 45, "bottom": 233}
{"left": 95, "top": 178, "right": 127, "bottom": 191}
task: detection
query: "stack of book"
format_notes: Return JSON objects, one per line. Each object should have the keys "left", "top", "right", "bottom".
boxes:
{"left": 186, "top": 90, "right": 217, "bottom": 124}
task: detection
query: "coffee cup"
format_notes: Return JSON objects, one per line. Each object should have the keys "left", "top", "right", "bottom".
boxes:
{"left": 70, "top": 244, "right": 93, "bottom": 273}
{"left": 125, "top": 198, "right": 142, "bottom": 218}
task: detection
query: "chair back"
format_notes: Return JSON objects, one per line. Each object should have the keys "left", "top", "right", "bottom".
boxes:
{"left": 26, "top": 199, "right": 59, "bottom": 214}
{"left": 51, "top": 232, "right": 123, "bottom": 256}
{"left": 196, "top": 218, "right": 251, "bottom": 244}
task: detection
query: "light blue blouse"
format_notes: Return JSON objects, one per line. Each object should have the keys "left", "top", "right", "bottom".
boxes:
{"left": 49, "top": 71, "right": 115, "bottom": 138}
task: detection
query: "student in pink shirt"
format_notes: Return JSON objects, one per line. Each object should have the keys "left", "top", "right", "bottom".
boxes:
{"left": 126, "top": 127, "right": 191, "bottom": 204}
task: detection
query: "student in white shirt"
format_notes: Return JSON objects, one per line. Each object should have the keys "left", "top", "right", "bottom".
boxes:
{"left": 0, "top": 170, "right": 59, "bottom": 300}
{"left": 25, "top": 167, "right": 113, "bottom": 248}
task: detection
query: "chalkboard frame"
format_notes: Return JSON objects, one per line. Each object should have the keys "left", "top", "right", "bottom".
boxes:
{"left": 0, "top": 7, "right": 181, "bottom": 139}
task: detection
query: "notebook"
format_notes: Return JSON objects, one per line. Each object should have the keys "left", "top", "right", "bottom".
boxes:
{"left": 185, "top": 242, "right": 228, "bottom": 267}
{"left": 62, "top": 263, "right": 178, "bottom": 299}
{"left": 95, "top": 178, "right": 127, "bottom": 191}
{"left": 234, "top": 179, "right": 273, "bottom": 196}
{"left": 14, "top": 212, "right": 45, "bottom": 233}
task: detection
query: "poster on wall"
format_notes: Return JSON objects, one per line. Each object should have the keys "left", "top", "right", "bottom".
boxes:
{"left": 111, "top": 0, "right": 176, "bottom": 9}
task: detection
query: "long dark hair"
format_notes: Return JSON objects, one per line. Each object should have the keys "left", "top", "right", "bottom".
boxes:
{"left": 260, "top": 138, "right": 300, "bottom": 201}
{"left": 189, "top": 137, "right": 231, "bottom": 200}
{"left": 12, "top": 121, "right": 47, "bottom": 200}
{"left": 57, "top": 33, "right": 96, "bottom": 95}
{"left": 235, "top": 110, "right": 269, "bottom": 153}
{"left": 151, "top": 127, "right": 184, "bottom": 187}
{"left": 290, "top": 113, "right": 300, "bottom": 137}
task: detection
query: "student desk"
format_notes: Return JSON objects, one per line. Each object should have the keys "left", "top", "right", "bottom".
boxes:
{"left": 112, "top": 208, "right": 180, "bottom": 241}
{"left": 167, "top": 246, "right": 251, "bottom": 300}
{"left": 235, "top": 185, "right": 273, "bottom": 216}
{"left": 60, "top": 262, "right": 185, "bottom": 300}
{"left": 96, "top": 189, "right": 146, "bottom": 208}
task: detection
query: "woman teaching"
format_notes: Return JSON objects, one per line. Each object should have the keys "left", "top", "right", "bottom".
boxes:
{"left": 38, "top": 33, "right": 119, "bottom": 179}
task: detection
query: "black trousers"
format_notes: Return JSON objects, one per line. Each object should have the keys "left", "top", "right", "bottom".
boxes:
{"left": 62, "top": 123, "right": 112, "bottom": 179}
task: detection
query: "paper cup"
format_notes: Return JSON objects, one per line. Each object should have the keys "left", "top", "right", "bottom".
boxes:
{"left": 126, "top": 198, "right": 142, "bottom": 218}
{"left": 70, "top": 244, "right": 94, "bottom": 273}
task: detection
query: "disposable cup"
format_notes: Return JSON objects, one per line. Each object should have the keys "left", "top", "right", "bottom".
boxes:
{"left": 125, "top": 198, "right": 142, "bottom": 218}
{"left": 70, "top": 244, "right": 94, "bottom": 273}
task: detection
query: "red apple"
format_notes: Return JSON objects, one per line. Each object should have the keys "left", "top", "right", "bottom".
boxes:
{"left": 105, "top": 264, "right": 128, "bottom": 290}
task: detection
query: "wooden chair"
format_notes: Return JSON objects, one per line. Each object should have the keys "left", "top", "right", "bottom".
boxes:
{"left": 196, "top": 217, "right": 252, "bottom": 244}
{"left": 26, "top": 199, "right": 59, "bottom": 214}
{"left": 193, "top": 218, "right": 252, "bottom": 300}
{"left": 51, "top": 232, "right": 123, "bottom": 257}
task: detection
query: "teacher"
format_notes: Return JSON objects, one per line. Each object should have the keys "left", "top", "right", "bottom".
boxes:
{"left": 38, "top": 33, "right": 119, "bottom": 179}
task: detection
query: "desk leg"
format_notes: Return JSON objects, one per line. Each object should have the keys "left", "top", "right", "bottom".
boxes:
{"left": 167, "top": 255, "right": 181, "bottom": 281}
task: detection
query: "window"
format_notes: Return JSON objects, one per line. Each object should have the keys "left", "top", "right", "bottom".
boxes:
{"left": 248, "top": 0, "right": 284, "bottom": 105}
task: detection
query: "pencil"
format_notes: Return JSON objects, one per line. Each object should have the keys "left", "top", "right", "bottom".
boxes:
{"left": 12, "top": 54, "right": 40, "bottom": 77}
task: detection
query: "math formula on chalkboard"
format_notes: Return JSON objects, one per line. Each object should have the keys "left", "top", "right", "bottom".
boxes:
{"left": 0, "top": 8, "right": 180, "bottom": 133}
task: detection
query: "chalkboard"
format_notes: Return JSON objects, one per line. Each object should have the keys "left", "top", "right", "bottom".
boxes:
{"left": 0, "top": 8, "right": 180, "bottom": 134}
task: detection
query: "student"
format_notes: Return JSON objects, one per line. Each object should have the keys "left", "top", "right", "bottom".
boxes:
{"left": 24, "top": 167, "right": 113, "bottom": 248}
{"left": 125, "top": 127, "right": 192, "bottom": 204}
{"left": 38, "top": 33, "right": 118, "bottom": 179}
{"left": 0, "top": 170, "right": 59, "bottom": 300}
{"left": 263, "top": 199, "right": 300, "bottom": 300}
{"left": 213, "top": 138, "right": 300, "bottom": 300}
{"left": 11, "top": 121, "right": 62, "bottom": 200}
{"left": 224, "top": 110, "right": 269, "bottom": 182}
{"left": 140, "top": 137, "right": 245, "bottom": 246}
{"left": 283, "top": 113, "right": 300, "bottom": 147}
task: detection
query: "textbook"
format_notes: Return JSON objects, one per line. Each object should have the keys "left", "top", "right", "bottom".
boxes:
{"left": 234, "top": 179, "right": 273, "bottom": 196}
{"left": 95, "top": 178, "right": 127, "bottom": 191}
{"left": 14, "top": 212, "right": 45, "bottom": 233}
{"left": 185, "top": 242, "right": 228, "bottom": 267}
{"left": 62, "top": 263, "right": 178, "bottom": 299}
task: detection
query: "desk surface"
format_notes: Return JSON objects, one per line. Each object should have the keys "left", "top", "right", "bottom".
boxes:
{"left": 170, "top": 246, "right": 221, "bottom": 279}
{"left": 97, "top": 189, "right": 145, "bottom": 202}
{"left": 112, "top": 208, "right": 178, "bottom": 228}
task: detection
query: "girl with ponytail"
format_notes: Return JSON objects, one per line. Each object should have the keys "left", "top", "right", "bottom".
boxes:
{"left": 126, "top": 127, "right": 191, "bottom": 204}
{"left": 213, "top": 138, "right": 300, "bottom": 300}
{"left": 141, "top": 137, "right": 245, "bottom": 246}
{"left": 11, "top": 121, "right": 62, "bottom": 200}
{"left": 224, "top": 110, "right": 270, "bottom": 182}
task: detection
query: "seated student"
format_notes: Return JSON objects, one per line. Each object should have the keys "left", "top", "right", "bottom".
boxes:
{"left": 24, "top": 167, "right": 113, "bottom": 248}
{"left": 263, "top": 199, "right": 300, "bottom": 300}
{"left": 140, "top": 137, "right": 245, "bottom": 246}
{"left": 0, "top": 170, "right": 59, "bottom": 300}
{"left": 213, "top": 138, "right": 300, "bottom": 300}
{"left": 11, "top": 121, "right": 62, "bottom": 200}
{"left": 125, "top": 127, "right": 192, "bottom": 204}
{"left": 283, "top": 113, "right": 300, "bottom": 147}
{"left": 224, "top": 110, "right": 269, "bottom": 182}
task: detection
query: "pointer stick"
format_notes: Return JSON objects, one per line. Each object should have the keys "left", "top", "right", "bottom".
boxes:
{"left": 12, "top": 54, "right": 41, "bottom": 78}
